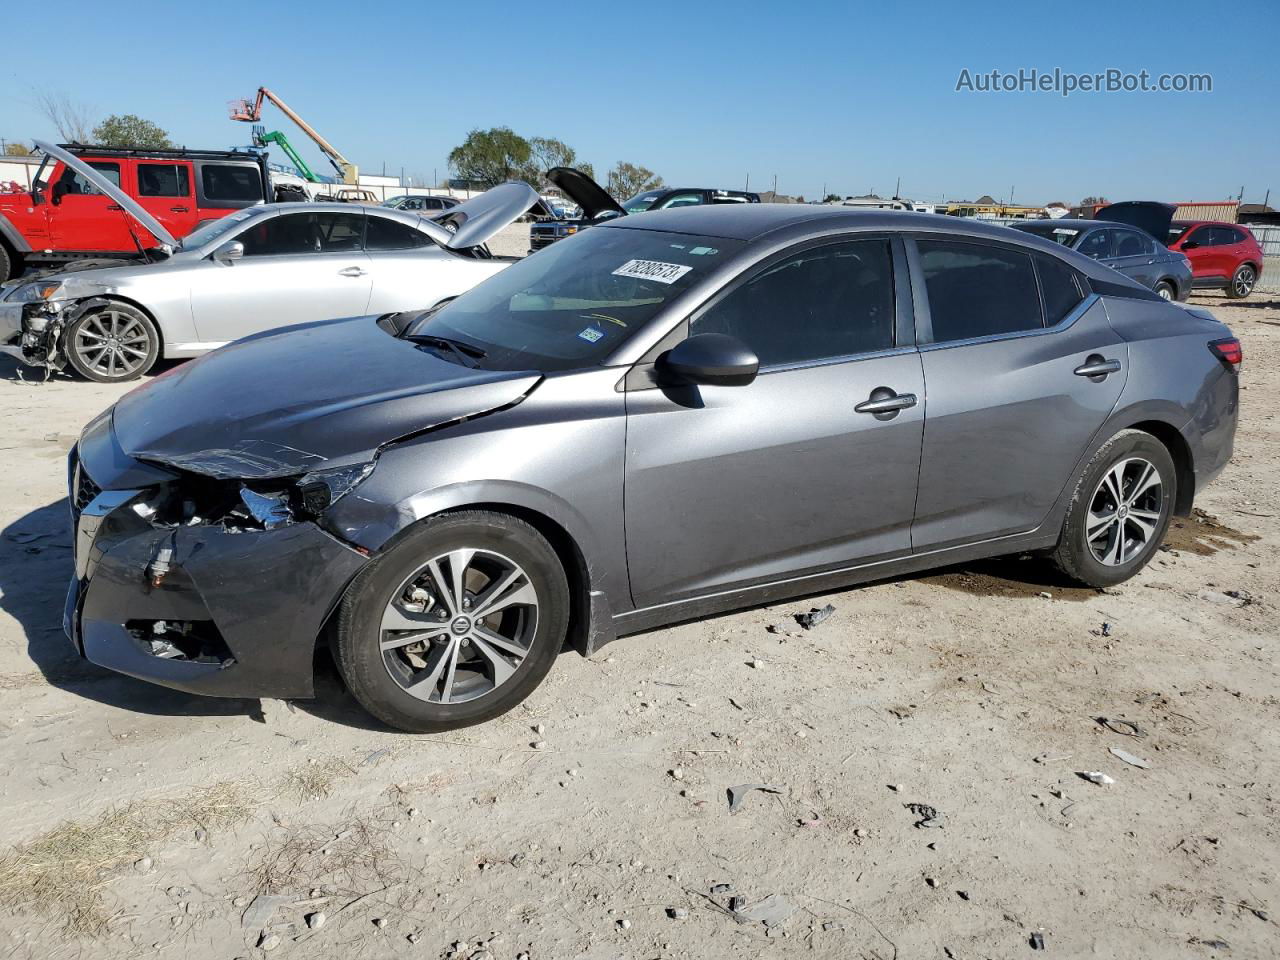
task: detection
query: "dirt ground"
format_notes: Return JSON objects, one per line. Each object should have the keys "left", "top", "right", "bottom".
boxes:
{"left": 0, "top": 261, "right": 1276, "bottom": 959}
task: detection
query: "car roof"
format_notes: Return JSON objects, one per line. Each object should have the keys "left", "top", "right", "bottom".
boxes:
{"left": 1172, "top": 219, "right": 1240, "bottom": 228}
{"left": 1011, "top": 218, "right": 1100, "bottom": 230}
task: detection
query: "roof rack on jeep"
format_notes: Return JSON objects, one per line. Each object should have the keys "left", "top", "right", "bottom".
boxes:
{"left": 58, "top": 143, "right": 262, "bottom": 162}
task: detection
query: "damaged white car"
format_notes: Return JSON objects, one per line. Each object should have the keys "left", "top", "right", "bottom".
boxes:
{"left": 0, "top": 142, "right": 542, "bottom": 383}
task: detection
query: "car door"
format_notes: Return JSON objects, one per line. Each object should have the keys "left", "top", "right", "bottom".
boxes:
{"left": 362, "top": 212, "right": 491, "bottom": 314}
{"left": 909, "top": 238, "right": 1127, "bottom": 551}
{"left": 1110, "top": 228, "right": 1160, "bottom": 288}
{"left": 46, "top": 159, "right": 136, "bottom": 252}
{"left": 1209, "top": 226, "right": 1243, "bottom": 280}
{"left": 624, "top": 237, "right": 924, "bottom": 608}
{"left": 188, "top": 210, "right": 372, "bottom": 343}
{"left": 1179, "top": 225, "right": 1215, "bottom": 280}
{"left": 1074, "top": 227, "right": 1113, "bottom": 265}
{"left": 134, "top": 160, "right": 198, "bottom": 240}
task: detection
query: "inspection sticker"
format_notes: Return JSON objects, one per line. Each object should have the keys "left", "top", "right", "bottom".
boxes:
{"left": 578, "top": 327, "right": 604, "bottom": 343}
{"left": 612, "top": 259, "right": 692, "bottom": 284}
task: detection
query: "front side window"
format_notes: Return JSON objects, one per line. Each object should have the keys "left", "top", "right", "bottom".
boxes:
{"left": 1184, "top": 226, "right": 1212, "bottom": 247}
{"left": 238, "top": 212, "right": 364, "bottom": 256}
{"left": 137, "top": 163, "right": 190, "bottom": 198}
{"left": 657, "top": 192, "right": 704, "bottom": 209}
{"left": 407, "top": 227, "right": 743, "bottom": 371}
{"left": 55, "top": 161, "right": 120, "bottom": 196}
{"left": 1075, "top": 229, "right": 1112, "bottom": 259}
{"left": 201, "top": 164, "right": 262, "bottom": 202}
{"left": 1114, "top": 230, "right": 1150, "bottom": 257}
{"left": 693, "top": 239, "right": 894, "bottom": 366}
{"left": 917, "top": 240, "right": 1043, "bottom": 343}
{"left": 366, "top": 215, "right": 431, "bottom": 251}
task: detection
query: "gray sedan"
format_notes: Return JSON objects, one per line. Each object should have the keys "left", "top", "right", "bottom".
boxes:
{"left": 1011, "top": 218, "right": 1193, "bottom": 300}
{"left": 64, "top": 205, "right": 1239, "bottom": 731}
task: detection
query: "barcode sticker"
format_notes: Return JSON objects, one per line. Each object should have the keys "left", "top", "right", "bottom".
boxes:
{"left": 612, "top": 259, "right": 693, "bottom": 284}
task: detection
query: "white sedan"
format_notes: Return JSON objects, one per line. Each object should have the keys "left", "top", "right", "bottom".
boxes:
{"left": 0, "top": 142, "right": 539, "bottom": 382}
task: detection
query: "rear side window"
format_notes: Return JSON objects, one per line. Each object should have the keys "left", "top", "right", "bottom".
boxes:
{"left": 201, "top": 164, "right": 262, "bottom": 202}
{"left": 1035, "top": 255, "right": 1085, "bottom": 325}
{"left": 917, "top": 240, "right": 1043, "bottom": 343}
{"left": 137, "top": 163, "right": 190, "bottom": 197}
{"left": 1211, "top": 226, "right": 1244, "bottom": 246}
{"left": 1114, "top": 230, "right": 1149, "bottom": 257}
{"left": 694, "top": 239, "right": 895, "bottom": 366}
{"left": 239, "top": 212, "right": 365, "bottom": 256}
{"left": 1076, "top": 230, "right": 1112, "bottom": 259}
{"left": 365, "top": 215, "right": 431, "bottom": 251}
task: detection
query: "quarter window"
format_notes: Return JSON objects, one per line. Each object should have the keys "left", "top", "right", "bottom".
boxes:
{"left": 365, "top": 215, "right": 432, "bottom": 250}
{"left": 238, "top": 212, "right": 365, "bottom": 256}
{"left": 1076, "top": 230, "right": 1112, "bottom": 259}
{"left": 137, "top": 163, "right": 190, "bottom": 197}
{"left": 1035, "top": 254, "right": 1085, "bottom": 325}
{"left": 201, "top": 164, "right": 262, "bottom": 202}
{"left": 693, "top": 239, "right": 895, "bottom": 366}
{"left": 917, "top": 240, "right": 1043, "bottom": 343}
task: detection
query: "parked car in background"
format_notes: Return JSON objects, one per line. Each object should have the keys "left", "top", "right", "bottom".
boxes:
{"left": 1166, "top": 221, "right": 1264, "bottom": 299}
{"left": 0, "top": 144, "right": 542, "bottom": 382}
{"left": 63, "top": 204, "right": 1238, "bottom": 731}
{"left": 383, "top": 195, "right": 461, "bottom": 216}
{"left": 1010, "top": 215, "right": 1192, "bottom": 300}
{"left": 0, "top": 143, "right": 268, "bottom": 284}
{"left": 529, "top": 166, "right": 759, "bottom": 250}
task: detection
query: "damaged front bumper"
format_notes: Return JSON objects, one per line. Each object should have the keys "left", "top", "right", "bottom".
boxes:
{"left": 65, "top": 424, "right": 370, "bottom": 699}
{"left": 0, "top": 297, "right": 69, "bottom": 371}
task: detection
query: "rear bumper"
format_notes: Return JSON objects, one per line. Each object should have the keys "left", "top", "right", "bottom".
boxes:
{"left": 65, "top": 448, "right": 368, "bottom": 699}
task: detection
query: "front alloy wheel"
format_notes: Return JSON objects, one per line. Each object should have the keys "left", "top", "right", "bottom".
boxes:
{"left": 65, "top": 303, "right": 159, "bottom": 382}
{"left": 335, "top": 511, "right": 569, "bottom": 732}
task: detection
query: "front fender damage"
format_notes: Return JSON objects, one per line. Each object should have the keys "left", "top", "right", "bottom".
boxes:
{"left": 12, "top": 293, "right": 115, "bottom": 375}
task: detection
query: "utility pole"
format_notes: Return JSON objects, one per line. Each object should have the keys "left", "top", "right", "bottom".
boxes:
{"left": 895, "top": 176, "right": 901, "bottom": 198}
{"left": 772, "top": 174, "right": 778, "bottom": 197}
{"left": 1264, "top": 188, "right": 1270, "bottom": 209}
{"left": 1237, "top": 185, "right": 1244, "bottom": 202}
{"left": 745, "top": 173, "right": 750, "bottom": 191}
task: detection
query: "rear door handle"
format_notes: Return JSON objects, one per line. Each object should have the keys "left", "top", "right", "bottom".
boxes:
{"left": 338, "top": 266, "right": 367, "bottom": 277}
{"left": 855, "top": 388, "right": 918, "bottom": 416}
{"left": 1074, "top": 357, "right": 1122, "bottom": 378}
{"left": 170, "top": 205, "right": 189, "bottom": 213}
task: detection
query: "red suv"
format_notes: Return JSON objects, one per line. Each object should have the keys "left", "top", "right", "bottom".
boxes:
{"left": 1167, "top": 221, "right": 1264, "bottom": 299}
{"left": 0, "top": 144, "right": 268, "bottom": 283}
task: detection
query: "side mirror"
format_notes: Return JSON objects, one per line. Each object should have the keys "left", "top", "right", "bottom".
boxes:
{"left": 659, "top": 333, "right": 759, "bottom": 387}
{"left": 213, "top": 240, "right": 245, "bottom": 264}
{"left": 51, "top": 182, "right": 68, "bottom": 206}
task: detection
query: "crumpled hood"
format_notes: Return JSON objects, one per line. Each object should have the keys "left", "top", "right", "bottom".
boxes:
{"left": 112, "top": 316, "right": 541, "bottom": 479}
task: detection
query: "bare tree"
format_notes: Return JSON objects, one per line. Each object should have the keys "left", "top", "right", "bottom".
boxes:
{"left": 32, "top": 89, "right": 95, "bottom": 143}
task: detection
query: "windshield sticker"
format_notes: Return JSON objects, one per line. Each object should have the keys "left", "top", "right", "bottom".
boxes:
{"left": 612, "top": 259, "right": 693, "bottom": 284}
{"left": 1052, "top": 228, "right": 1079, "bottom": 236}
{"left": 578, "top": 327, "right": 604, "bottom": 343}
{"left": 689, "top": 246, "right": 719, "bottom": 255}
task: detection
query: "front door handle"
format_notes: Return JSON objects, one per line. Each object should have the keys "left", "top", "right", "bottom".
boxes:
{"left": 106, "top": 203, "right": 122, "bottom": 211}
{"left": 338, "top": 266, "right": 366, "bottom": 277}
{"left": 170, "top": 205, "right": 189, "bottom": 213}
{"left": 1074, "top": 356, "right": 1122, "bottom": 378}
{"left": 855, "top": 388, "right": 918, "bottom": 418}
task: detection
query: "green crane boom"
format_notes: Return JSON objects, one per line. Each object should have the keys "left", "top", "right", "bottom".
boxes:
{"left": 254, "top": 128, "right": 318, "bottom": 182}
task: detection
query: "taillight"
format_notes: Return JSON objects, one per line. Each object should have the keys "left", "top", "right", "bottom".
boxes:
{"left": 1209, "top": 337, "right": 1242, "bottom": 369}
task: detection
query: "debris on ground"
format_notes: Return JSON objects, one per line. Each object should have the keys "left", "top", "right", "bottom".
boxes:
{"left": 1030, "top": 931, "right": 1046, "bottom": 950}
{"left": 904, "top": 803, "right": 944, "bottom": 828}
{"left": 1108, "top": 747, "right": 1151, "bottom": 769}
{"left": 731, "top": 893, "right": 794, "bottom": 927}
{"left": 888, "top": 704, "right": 916, "bottom": 720}
{"left": 666, "top": 906, "right": 689, "bottom": 919}
{"left": 795, "top": 604, "right": 837, "bottom": 629}
{"left": 1095, "top": 716, "right": 1145, "bottom": 738}
{"left": 1191, "top": 936, "right": 1231, "bottom": 950}
{"left": 242, "top": 893, "right": 293, "bottom": 934}
{"left": 710, "top": 883, "right": 734, "bottom": 894}
{"left": 360, "top": 748, "right": 391, "bottom": 767}
{"left": 1078, "top": 771, "right": 1115, "bottom": 786}
{"left": 727, "top": 783, "right": 783, "bottom": 814}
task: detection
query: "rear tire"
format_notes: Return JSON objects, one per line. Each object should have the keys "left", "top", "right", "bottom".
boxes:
{"left": 64, "top": 302, "right": 159, "bottom": 383}
{"left": 1226, "top": 264, "right": 1256, "bottom": 299}
{"left": 1050, "top": 429, "right": 1176, "bottom": 587}
{"left": 1154, "top": 280, "right": 1174, "bottom": 301}
{"left": 335, "top": 511, "right": 569, "bottom": 733}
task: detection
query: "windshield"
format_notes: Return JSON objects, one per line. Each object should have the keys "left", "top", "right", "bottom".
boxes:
{"left": 180, "top": 210, "right": 257, "bottom": 250}
{"left": 1011, "top": 222, "right": 1079, "bottom": 246}
{"left": 406, "top": 227, "right": 743, "bottom": 372}
{"left": 623, "top": 191, "right": 663, "bottom": 214}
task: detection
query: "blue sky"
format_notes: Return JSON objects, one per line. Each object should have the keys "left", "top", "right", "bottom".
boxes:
{"left": 2, "top": 0, "right": 1274, "bottom": 205}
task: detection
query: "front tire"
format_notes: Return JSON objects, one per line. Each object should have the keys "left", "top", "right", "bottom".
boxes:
{"left": 64, "top": 302, "right": 159, "bottom": 382}
{"left": 1226, "top": 264, "right": 1256, "bottom": 299}
{"left": 335, "top": 511, "right": 569, "bottom": 733}
{"left": 1050, "top": 429, "right": 1176, "bottom": 587}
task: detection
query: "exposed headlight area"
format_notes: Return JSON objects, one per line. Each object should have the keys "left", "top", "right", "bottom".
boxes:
{"left": 6, "top": 281, "right": 63, "bottom": 303}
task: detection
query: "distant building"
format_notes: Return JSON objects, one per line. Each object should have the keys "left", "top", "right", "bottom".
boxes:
{"left": 945, "top": 196, "right": 1043, "bottom": 219}
{"left": 757, "top": 190, "right": 805, "bottom": 204}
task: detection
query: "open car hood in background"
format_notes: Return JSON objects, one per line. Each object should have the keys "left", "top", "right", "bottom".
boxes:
{"left": 1096, "top": 201, "right": 1176, "bottom": 244}
{"left": 546, "top": 167, "right": 625, "bottom": 220}
{"left": 437, "top": 181, "right": 548, "bottom": 249}
{"left": 34, "top": 140, "right": 179, "bottom": 249}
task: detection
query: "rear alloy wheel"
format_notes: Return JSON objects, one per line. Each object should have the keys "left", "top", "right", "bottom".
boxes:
{"left": 1226, "top": 264, "right": 1256, "bottom": 299}
{"left": 1051, "top": 429, "right": 1176, "bottom": 587}
{"left": 64, "top": 302, "right": 159, "bottom": 382}
{"left": 1154, "top": 281, "right": 1174, "bottom": 301}
{"left": 335, "top": 511, "right": 568, "bottom": 732}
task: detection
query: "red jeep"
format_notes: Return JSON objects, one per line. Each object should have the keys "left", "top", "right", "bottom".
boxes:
{"left": 0, "top": 144, "right": 269, "bottom": 283}
{"left": 1166, "top": 221, "right": 1265, "bottom": 299}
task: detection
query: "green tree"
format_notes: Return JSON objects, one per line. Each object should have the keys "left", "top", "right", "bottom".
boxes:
{"left": 528, "top": 136, "right": 593, "bottom": 182}
{"left": 91, "top": 114, "right": 173, "bottom": 149}
{"left": 448, "top": 127, "right": 534, "bottom": 187}
{"left": 4, "top": 142, "right": 31, "bottom": 156}
{"left": 606, "top": 162, "right": 662, "bottom": 201}
{"left": 823, "top": 193, "right": 841, "bottom": 203}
